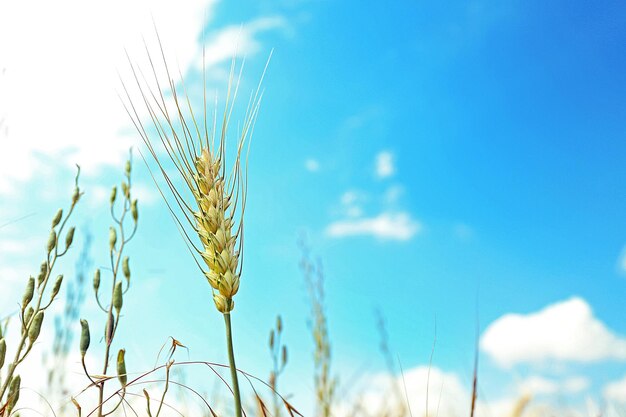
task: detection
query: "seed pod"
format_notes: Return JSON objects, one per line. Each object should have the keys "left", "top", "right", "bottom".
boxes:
{"left": 282, "top": 345, "right": 288, "bottom": 366}
{"left": 121, "top": 181, "right": 129, "bottom": 199}
{"left": 269, "top": 330, "right": 275, "bottom": 350}
{"left": 23, "top": 307, "right": 34, "bottom": 329}
{"left": 7, "top": 374, "right": 21, "bottom": 414}
{"left": 117, "top": 349, "right": 127, "bottom": 387}
{"left": 276, "top": 315, "right": 283, "bottom": 333}
{"left": 72, "top": 185, "right": 81, "bottom": 205}
{"left": 113, "top": 281, "right": 123, "bottom": 313}
{"left": 50, "top": 275, "right": 63, "bottom": 300}
{"left": 110, "top": 186, "right": 117, "bottom": 205}
{"left": 79, "top": 319, "right": 90, "bottom": 357}
{"left": 65, "top": 226, "right": 75, "bottom": 249}
{"left": 37, "top": 262, "right": 48, "bottom": 288}
{"left": 22, "top": 277, "right": 34, "bottom": 309}
{"left": 109, "top": 227, "right": 117, "bottom": 251}
{"left": 0, "top": 338, "right": 6, "bottom": 368}
{"left": 51, "top": 209, "right": 63, "bottom": 228}
{"left": 93, "top": 269, "right": 101, "bottom": 293}
{"left": 105, "top": 310, "right": 114, "bottom": 345}
{"left": 131, "top": 199, "right": 138, "bottom": 222}
{"left": 125, "top": 160, "right": 131, "bottom": 176}
{"left": 28, "top": 311, "right": 44, "bottom": 344}
{"left": 122, "top": 257, "right": 130, "bottom": 281}
{"left": 47, "top": 230, "right": 57, "bottom": 253}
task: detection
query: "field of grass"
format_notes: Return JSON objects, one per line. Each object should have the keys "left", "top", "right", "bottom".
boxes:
{"left": 1, "top": 20, "right": 624, "bottom": 417}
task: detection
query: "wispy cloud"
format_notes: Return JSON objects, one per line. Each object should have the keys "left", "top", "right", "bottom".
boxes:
{"left": 326, "top": 211, "right": 421, "bottom": 241}
{"left": 305, "top": 158, "right": 320, "bottom": 172}
{"left": 481, "top": 297, "right": 626, "bottom": 367}
{"left": 196, "top": 16, "right": 287, "bottom": 70}
{"left": 375, "top": 151, "right": 395, "bottom": 178}
{"left": 518, "top": 375, "right": 589, "bottom": 395}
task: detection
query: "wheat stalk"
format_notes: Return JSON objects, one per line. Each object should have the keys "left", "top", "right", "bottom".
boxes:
{"left": 121, "top": 32, "right": 269, "bottom": 417}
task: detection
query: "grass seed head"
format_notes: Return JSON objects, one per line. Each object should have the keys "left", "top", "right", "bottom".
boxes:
{"left": 50, "top": 274, "right": 63, "bottom": 300}
{"left": 28, "top": 311, "right": 44, "bottom": 344}
{"left": 0, "top": 338, "right": 6, "bottom": 368}
{"left": 47, "top": 230, "right": 57, "bottom": 253}
{"left": 93, "top": 269, "right": 101, "bottom": 293}
{"left": 7, "top": 374, "right": 20, "bottom": 414}
{"left": 122, "top": 256, "right": 131, "bottom": 281}
{"left": 117, "top": 349, "right": 127, "bottom": 387}
{"left": 109, "top": 227, "right": 117, "bottom": 251}
{"left": 79, "top": 319, "right": 90, "bottom": 357}
{"left": 51, "top": 209, "right": 63, "bottom": 228}
{"left": 110, "top": 186, "right": 117, "bottom": 205}
{"left": 65, "top": 226, "right": 75, "bottom": 249}
{"left": 123, "top": 47, "right": 266, "bottom": 315}
{"left": 22, "top": 277, "right": 34, "bottom": 309}
{"left": 113, "top": 281, "right": 123, "bottom": 313}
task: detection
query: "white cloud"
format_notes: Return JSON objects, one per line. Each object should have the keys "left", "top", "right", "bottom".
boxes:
{"left": 0, "top": 1, "right": 284, "bottom": 196}
{"left": 604, "top": 375, "right": 626, "bottom": 404}
{"left": 197, "top": 16, "right": 287, "bottom": 70}
{"left": 518, "top": 376, "right": 589, "bottom": 396}
{"left": 305, "top": 158, "right": 320, "bottom": 172}
{"left": 481, "top": 297, "right": 626, "bottom": 367}
{"left": 375, "top": 151, "right": 395, "bottom": 178}
{"left": 336, "top": 366, "right": 471, "bottom": 417}
{"left": 326, "top": 211, "right": 421, "bottom": 241}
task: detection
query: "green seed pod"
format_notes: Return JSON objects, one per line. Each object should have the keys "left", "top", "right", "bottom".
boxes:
{"left": 122, "top": 256, "right": 130, "bottom": 281}
{"left": 47, "top": 230, "right": 57, "bottom": 253}
{"left": 109, "top": 227, "right": 117, "bottom": 251}
{"left": 113, "top": 281, "right": 123, "bottom": 312}
{"left": 282, "top": 345, "right": 288, "bottom": 366}
{"left": 51, "top": 209, "right": 63, "bottom": 228}
{"left": 28, "top": 311, "right": 44, "bottom": 344}
{"left": 269, "top": 329, "right": 275, "bottom": 350}
{"left": 50, "top": 275, "right": 63, "bottom": 300}
{"left": 72, "top": 188, "right": 80, "bottom": 206}
{"left": 79, "top": 319, "right": 90, "bottom": 357}
{"left": 0, "top": 338, "right": 6, "bottom": 368}
{"left": 105, "top": 310, "right": 114, "bottom": 345}
{"left": 110, "top": 186, "right": 117, "bottom": 205}
{"left": 7, "top": 374, "right": 21, "bottom": 414}
{"left": 93, "top": 269, "right": 101, "bottom": 293}
{"left": 23, "top": 307, "right": 34, "bottom": 329}
{"left": 37, "top": 262, "right": 48, "bottom": 288}
{"left": 22, "top": 277, "right": 34, "bottom": 309}
{"left": 117, "top": 349, "right": 127, "bottom": 387}
{"left": 121, "top": 181, "right": 129, "bottom": 199}
{"left": 131, "top": 199, "right": 138, "bottom": 222}
{"left": 125, "top": 160, "right": 131, "bottom": 176}
{"left": 65, "top": 226, "right": 75, "bottom": 249}
{"left": 276, "top": 315, "right": 283, "bottom": 333}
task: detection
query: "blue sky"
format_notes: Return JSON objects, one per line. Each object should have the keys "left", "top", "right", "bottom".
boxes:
{"left": 1, "top": 0, "right": 626, "bottom": 415}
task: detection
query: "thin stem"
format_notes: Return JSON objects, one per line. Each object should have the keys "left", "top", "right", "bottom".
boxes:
{"left": 223, "top": 311, "right": 242, "bottom": 417}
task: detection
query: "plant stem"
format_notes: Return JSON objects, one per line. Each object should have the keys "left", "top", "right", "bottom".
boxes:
{"left": 224, "top": 311, "right": 242, "bottom": 417}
